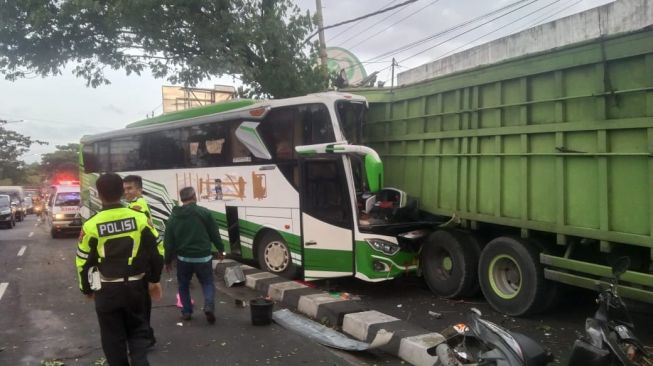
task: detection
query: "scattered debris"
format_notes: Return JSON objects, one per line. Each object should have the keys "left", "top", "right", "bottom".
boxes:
{"left": 176, "top": 322, "right": 183, "bottom": 327}
{"left": 40, "top": 360, "right": 64, "bottom": 366}
{"left": 273, "top": 309, "right": 374, "bottom": 351}
{"left": 428, "top": 311, "right": 442, "bottom": 319}
{"left": 224, "top": 265, "right": 246, "bottom": 287}
{"left": 93, "top": 358, "right": 106, "bottom": 365}
{"left": 221, "top": 342, "right": 227, "bottom": 346}
{"left": 397, "top": 304, "right": 403, "bottom": 308}
{"left": 234, "top": 299, "right": 247, "bottom": 308}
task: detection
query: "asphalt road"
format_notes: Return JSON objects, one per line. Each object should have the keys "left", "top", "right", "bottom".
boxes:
{"left": 0, "top": 216, "right": 400, "bottom": 366}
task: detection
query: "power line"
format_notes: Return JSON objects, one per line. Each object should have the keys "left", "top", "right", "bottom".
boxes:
{"left": 337, "top": 0, "right": 417, "bottom": 48}
{"left": 327, "top": 0, "right": 398, "bottom": 43}
{"left": 432, "top": 0, "right": 562, "bottom": 61}
{"left": 528, "top": 0, "right": 584, "bottom": 28}
{"left": 397, "top": 0, "right": 539, "bottom": 65}
{"left": 347, "top": 0, "right": 442, "bottom": 51}
{"left": 365, "top": 0, "right": 534, "bottom": 63}
{"left": 304, "top": 0, "right": 417, "bottom": 44}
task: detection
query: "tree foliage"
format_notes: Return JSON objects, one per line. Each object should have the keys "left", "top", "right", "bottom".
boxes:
{"left": 0, "top": 0, "right": 326, "bottom": 98}
{"left": 40, "top": 143, "right": 80, "bottom": 180}
{"left": 0, "top": 121, "right": 47, "bottom": 184}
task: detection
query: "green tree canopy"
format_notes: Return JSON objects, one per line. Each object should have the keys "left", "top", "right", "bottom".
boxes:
{"left": 0, "top": 121, "right": 47, "bottom": 184}
{"left": 0, "top": 0, "right": 325, "bottom": 98}
{"left": 40, "top": 143, "right": 80, "bottom": 180}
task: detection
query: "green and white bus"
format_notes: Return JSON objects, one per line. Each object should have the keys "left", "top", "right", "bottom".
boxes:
{"left": 80, "top": 92, "right": 433, "bottom": 281}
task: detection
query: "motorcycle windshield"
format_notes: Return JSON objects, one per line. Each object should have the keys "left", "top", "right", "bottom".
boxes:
{"left": 468, "top": 313, "right": 524, "bottom": 365}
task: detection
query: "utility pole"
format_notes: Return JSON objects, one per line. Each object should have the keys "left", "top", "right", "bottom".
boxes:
{"left": 390, "top": 58, "right": 397, "bottom": 92}
{"left": 315, "top": 0, "right": 329, "bottom": 87}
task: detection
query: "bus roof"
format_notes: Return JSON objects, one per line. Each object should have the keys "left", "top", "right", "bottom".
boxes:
{"left": 80, "top": 92, "right": 366, "bottom": 144}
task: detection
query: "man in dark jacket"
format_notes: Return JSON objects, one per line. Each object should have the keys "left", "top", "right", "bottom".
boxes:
{"left": 164, "top": 187, "right": 224, "bottom": 324}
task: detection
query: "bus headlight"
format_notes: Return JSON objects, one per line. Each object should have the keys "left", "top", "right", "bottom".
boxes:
{"left": 366, "top": 238, "right": 400, "bottom": 256}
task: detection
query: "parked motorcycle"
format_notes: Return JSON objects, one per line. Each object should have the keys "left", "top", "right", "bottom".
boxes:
{"left": 567, "top": 256, "right": 652, "bottom": 366}
{"left": 426, "top": 307, "right": 552, "bottom": 366}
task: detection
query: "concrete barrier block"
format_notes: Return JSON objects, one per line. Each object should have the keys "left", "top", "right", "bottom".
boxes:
{"left": 398, "top": 333, "right": 445, "bottom": 366}
{"left": 342, "top": 311, "right": 399, "bottom": 341}
{"left": 297, "top": 293, "right": 344, "bottom": 319}
{"left": 268, "top": 281, "right": 307, "bottom": 302}
{"left": 245, "top": 272, "right": 278, "bottom": 289}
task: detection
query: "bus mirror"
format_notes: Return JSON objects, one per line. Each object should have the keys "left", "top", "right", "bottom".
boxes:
{"left": 365, "top": 153, "right": 383, "bottom": 193}
{"left": 235, "top": 121, "right": 272, "bottom": 160}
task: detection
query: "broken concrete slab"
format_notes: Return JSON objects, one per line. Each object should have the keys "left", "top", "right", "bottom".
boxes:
{"left": 342, "top": 311, "right": 400, "bottom": 341}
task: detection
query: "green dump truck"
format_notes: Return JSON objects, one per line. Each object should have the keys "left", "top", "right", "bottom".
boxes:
{"left": 355, "top": 26, "right": 653, "bottom": 316}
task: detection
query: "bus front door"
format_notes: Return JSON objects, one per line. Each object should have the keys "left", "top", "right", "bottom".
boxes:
{"left": 300, "top": 157, "right": 355, "bottom": 280}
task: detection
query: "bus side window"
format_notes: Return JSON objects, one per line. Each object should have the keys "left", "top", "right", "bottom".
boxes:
{"left": 110, "top": 137, "right": 142, "bottom": 171}
{"left": 228, "top": 122, "right": 253, "bottom": 163}
{"left": 96, "top": 141, "right": 111, "bottom": 172}
{"left": 142, "top": 129, "right": 185, "bottom": 169}
{"left": 187, "top": 123, "right": 227, "bottom": 167}
{"left": 302, "top": 104, "right": 334, "bottom": 145}
{"left": 83, "top": 144, "right": 99, "bottom": 173}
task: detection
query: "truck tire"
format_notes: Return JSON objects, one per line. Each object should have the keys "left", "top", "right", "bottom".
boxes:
{"left": 421, "top": 230, "right": 480, "bottom": 298}
{"left": 257, "top": 232, "right": 297, "bottom": 279}
{"left": 478, "top": 236, "right": 547, "bottom": 316}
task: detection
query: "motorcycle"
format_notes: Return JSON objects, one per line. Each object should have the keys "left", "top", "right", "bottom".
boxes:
{"left": 426, "top": 307, "right": 552, "bottom": 366}
{"left": 567, "top": 256, "right": 652, "bottom": 366}
{"left": 427, "top": 256, "right": 652, "bottom": 366}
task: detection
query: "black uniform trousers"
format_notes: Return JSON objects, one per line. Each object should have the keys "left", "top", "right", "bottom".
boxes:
{"left": 95, "top": 280, "right": 151, "bottom": 366}
{"left": 143, "top": 280, "right": 155, "bottom": 341}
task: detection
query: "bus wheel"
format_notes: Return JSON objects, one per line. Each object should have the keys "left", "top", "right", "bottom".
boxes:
{"left": 478, "top": 236, "right": 547, "bottom": 317}
{"left": 257, "top": 232, "right": 296, "bottom": 278}
{"left": 421, "top": 230, "right": 480, "bottom": 298}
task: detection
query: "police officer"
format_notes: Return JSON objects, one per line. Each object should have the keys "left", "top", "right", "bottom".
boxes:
{"left": 76, "top": 173, "right": 163, "bottom": 366}
{"left": 123, "top": 174, "right": 162, "bottom": 347}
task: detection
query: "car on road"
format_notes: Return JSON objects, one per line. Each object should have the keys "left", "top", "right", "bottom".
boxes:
{"left": 0, "top": 194, "right": 16, "bottom": 229}
{"left": 0, "top": 186, "right": 26, "bottom": 222}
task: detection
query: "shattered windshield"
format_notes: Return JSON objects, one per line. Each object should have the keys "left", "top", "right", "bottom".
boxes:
{"left": 336, "top": 101, "right": 366, "bottom": 144}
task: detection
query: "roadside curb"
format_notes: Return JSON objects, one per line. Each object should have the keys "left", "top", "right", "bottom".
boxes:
{"left": 214, "top": 260, "right": 442, "bottom": 366}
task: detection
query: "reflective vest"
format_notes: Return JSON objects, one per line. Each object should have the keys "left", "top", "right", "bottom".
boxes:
{"left": 128, "top": 196, "right": 164, "bottom": 257}
{"left": 76, "top": 205, "right": 162, "bottom": 293}
{"left": 128, "top": 197, "right": 150, "bottom": 218}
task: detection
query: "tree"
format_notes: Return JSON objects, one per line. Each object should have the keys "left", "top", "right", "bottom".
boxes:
{"left": 0, "top": 121, "right": 47, "bottom": 184}
{"left": 40, "top": 143, "right": 80, "bottom": 180}
{"left": 0, "top": 0, "right": 326, "bottom": 98}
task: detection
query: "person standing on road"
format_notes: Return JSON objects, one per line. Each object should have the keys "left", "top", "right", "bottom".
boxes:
{"left": 123, "top": 174, "right": 162, "bottom": 347}
{"left": 76, "top": 173, "right": 163, "bottom": 366}
{"left": 164, "top": 186, "right": 224, "bottom": 324}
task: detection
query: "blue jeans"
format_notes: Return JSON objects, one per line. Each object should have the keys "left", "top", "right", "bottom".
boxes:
{"left": 176, "top": 260, "right": 215, "bottom": 315}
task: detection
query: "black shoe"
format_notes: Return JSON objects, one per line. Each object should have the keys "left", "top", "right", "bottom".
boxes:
{"left": 180, "top": 313, "right": 192, "bottom": 321}
{"left": 205, "top": 311, "right": 216, "bottom": 324}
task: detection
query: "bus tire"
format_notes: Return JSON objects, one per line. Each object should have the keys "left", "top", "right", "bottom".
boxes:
{"left": 421, "top": 229, "right": 480, "bottom": 299}
{"left": 478, "top": 236, "right": 547, "bottom": 317}
{"left": 257, "top": 232, "right": 297, "bottom": 279}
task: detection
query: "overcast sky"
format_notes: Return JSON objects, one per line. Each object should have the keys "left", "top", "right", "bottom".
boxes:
{"left": 1, "top": 0, "right": 612, "bottom": 163}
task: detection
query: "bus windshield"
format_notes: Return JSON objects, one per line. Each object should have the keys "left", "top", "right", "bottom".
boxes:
{"left": 336, "top": 101, "right": 366, "bottom": 144}
{"left": 55, "top": 192, "right": 80, "bottom": 207}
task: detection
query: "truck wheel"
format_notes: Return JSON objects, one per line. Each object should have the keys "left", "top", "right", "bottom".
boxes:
{"left": 257, "top": 232, "right": 297, "bottom": 278}
{"left": 478, "top": 236, "right": 547, "bottom": 316}
{"left": 421, "top": 230, "right": 480, "bottom": 298}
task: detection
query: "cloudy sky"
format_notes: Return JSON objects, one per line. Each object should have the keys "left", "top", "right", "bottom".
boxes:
{"left": 1, "top": 0, "right": 612, "bottom": 163}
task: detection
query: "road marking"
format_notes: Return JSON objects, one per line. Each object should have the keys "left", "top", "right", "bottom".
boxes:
{"left": 17, "top": 246, "right": 26, "bottom": 256}
{"left": 28, "top": 232, "right": 34, "bottom": 238}
{"left": 0, "top": 283, "right": 7, "bottom": 301}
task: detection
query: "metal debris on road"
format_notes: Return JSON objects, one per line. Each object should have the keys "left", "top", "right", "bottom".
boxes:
{"left": 224, "top": 265, "right": 246, "bottom": 287}
{"left": 176, "top": 322, "right": 183, "bottom": 327}
{"left": 272, "top": 309, "right": 373, "bottom": 351}
{"left": 428, "top": 311, "right": 442, "bottom": 319}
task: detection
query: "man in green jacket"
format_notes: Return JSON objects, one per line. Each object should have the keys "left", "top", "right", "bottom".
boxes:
{"left": 164, "top": 187, "right": 224, "bottom": 324}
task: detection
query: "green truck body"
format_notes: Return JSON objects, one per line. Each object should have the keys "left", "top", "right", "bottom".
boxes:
{"left": 355, "top": 28, "right": 653, "bottom": 309}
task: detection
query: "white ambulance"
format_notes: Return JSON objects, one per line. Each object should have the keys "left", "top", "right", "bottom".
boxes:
{"left": 46, "top": 182, "right": 82, "bottom": 238}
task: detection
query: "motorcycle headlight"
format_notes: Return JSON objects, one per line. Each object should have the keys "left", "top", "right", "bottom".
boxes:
{"left": 366, "top": 238, "right": 400, "bottom": 256}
